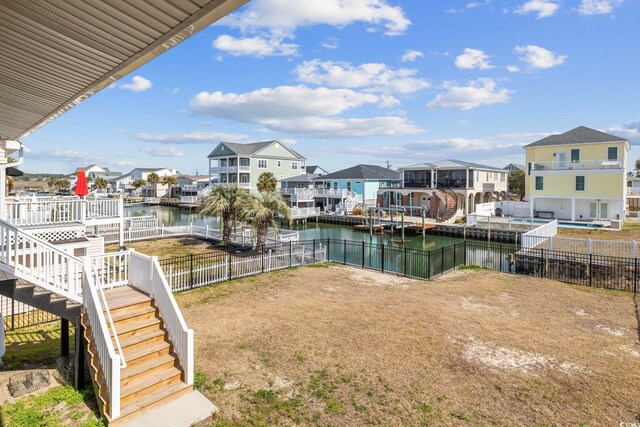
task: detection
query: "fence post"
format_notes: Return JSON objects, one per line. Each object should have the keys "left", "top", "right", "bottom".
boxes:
{"left": 343, "top": 239, "right": 347, "bottom": 265}
{"left": 262, "top": 245, "right": 265, "bottom": 273}
{"left": 589, "top": 253, "right": 593, "bottom": 287}
{"left": 227, "top": 252, "right": 232, "bottom": 281}
{"left": 427, "top": 250, "right": 431, "bottom": 280}
{"left": 404, "top": 247, "right": 407, "bottom": 276}
{"left": 539, "top": 249, "right": 544, "bottom": 278}
{"left": 634, "top": 257, "right": 638, "bottom": 293}
{"left": 499, "top": 244, "right": 503, "bottom": 272}
{"left": 289, "top": 241, "right": 292, "bottom": 268}
{"left": 463, "top": 240, "right": 467, "bottom": 266}
{"left": 362, "top": 241, "right": 365, "bottom": 269}
{"left": 441, "top": 246, "right": 444, "bottom": 275}
{"left": 381, "top": 244, "right": 385, "bottom": 273}
{"left": 327, "top": 238, "right": 330, "bottom": 261}
{"left": 453, "top": 244, "right": 457, "bottom": 269}
{"left": 189, "top": 253, "right": 194, "bottom": 289}
{"left": 313, "top": 239, "right": 316, "bottom": 263}
{"left": 169, "top": 265, "right": 173, "bottom": 290}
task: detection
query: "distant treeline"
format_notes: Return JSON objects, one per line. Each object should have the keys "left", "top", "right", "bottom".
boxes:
{"left": 15, "top": 173, "right": 68, "bottom": 182}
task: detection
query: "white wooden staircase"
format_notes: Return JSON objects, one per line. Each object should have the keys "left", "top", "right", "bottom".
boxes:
{"left": 0, "top": 218, "right": 194, "bottom": 424}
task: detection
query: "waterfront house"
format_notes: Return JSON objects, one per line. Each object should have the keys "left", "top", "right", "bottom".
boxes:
{"left": 314, "top": 164, "right": 401, "bottom": 213}
{"left": 523, "top": 126, "right": 630, "bottom": 221}
{"left": 175, "top": 174, "right": 211, "bottom": 203}
{"left": 279, "top": 174, "right": 322, "bottom": 219}
{"left": 108, "top": 167, "right": 178, "bottom": 196}
{"left": 306, "top": 165, "right": 329, "bottom": 176}
{"left": 207, "top": 140, "right": 306, "bottom": 192}
{"left": 504, "top": 163, "right": 525, "bottom": 173}
{"left": 379, "top": 160, "right": 508, "bottom": 221}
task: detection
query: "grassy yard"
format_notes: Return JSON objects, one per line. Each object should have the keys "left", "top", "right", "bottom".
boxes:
{"left": 557, "top": 221, "right": 640, "bottom": 241}
{"left": 107, "top": 237, "right": 227, "bottom": 259}
{"left": 2, "top": 322, "right": 71, "bottom": 371}
{"left": 176, "top": 265, "right": 640, "bottom": 426}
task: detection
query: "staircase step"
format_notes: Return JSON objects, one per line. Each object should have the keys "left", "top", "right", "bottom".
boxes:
{"left": 120, "top": 366, "right": 183, "bottom": 407}
{"left": 112, "top": 382, "right": 192, "bottom": 425}
{"left": 104, "top": 287, "right": 152, "bottom": 314}
{"left": 111, "top": 306, "right": 158, "bottom": 327}
{"left": 110, "top": 316, "right": 162, "bottom": 340}
{"left": 118, "top": 329, "right": 167, "bottom": 354}
{"left": 121, "top": 354, "right": 177, "bottom": 386}
{"left": 123, "top": 340, "right": 172, "bottom": 367}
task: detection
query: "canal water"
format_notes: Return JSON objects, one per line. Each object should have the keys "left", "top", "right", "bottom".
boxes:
{"left": 125, "top": 205, "right": 463, "bottom": 251}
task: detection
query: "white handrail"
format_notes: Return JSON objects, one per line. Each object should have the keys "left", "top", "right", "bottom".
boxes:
{"left": 82, "top": 261, "right": 121, "bottom": 419}
{"left": 0, "top": 218, "right": 83, "bottom": 302}
{"left": 92, "top": 264, "right": 126, "bottom": 369}
{"left": 129, "top": 251, "right": 193, "bottom": 385}
{"left": 521, "top": 219, "right": 558, "bottom": 250}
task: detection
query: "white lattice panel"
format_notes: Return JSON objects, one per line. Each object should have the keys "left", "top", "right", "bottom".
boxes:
{"left": 30, "top": 226, "right": 85, "bottom": 242}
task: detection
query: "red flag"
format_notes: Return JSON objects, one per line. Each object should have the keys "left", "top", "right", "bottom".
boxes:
{"left": 75, "top": 168, "right": 89, "bottom": 197}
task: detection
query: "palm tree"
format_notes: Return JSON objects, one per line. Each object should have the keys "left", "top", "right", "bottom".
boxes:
{"left": 161, "top": 175, "right": 177, "bottom": 198}
{"left": 131, "top": 178, "right": 147, "bottom": 193}
{"left": 257, "top": 172, "right": 278, "bottom": 192}
{"left": 147, "top": 172, "right": 160, "bottom": 197}
{"left": 6, "top": 176, "right": 14, "bottom": 194}
{"left": 244, "top": 191, "right": 290, "bottom": 250}
{"left": 636, "top": 159, "right": 640, "bottom": 177}
{"left": 93, "top": 177, "right": 108, "bottom": 192}
{"left": 199, "top": 185, "right": 248, "bottom": 244}
{"left": 55, "top": 179, "right": 70, "bottom": 192}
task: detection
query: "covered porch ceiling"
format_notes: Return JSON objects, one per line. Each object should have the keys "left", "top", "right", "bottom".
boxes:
{"left": 0, "top": 0, "right": 249, "bottom": 141}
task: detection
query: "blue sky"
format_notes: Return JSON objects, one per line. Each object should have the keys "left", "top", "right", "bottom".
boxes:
{"left": 22, "top": 0, "right": 640, "bottom": 175}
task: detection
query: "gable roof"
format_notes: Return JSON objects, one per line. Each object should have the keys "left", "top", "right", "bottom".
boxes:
{"left": 208, "top": 140, "right": 306, "bottom": 160}
{"left": 523, "top": 126, "right": 628, "bottom": 148}
{"left": 401, "top": 159, "right": 504, "bottom": 172}
{"left": 282, "top": 174, "right": 319, "bottom": 183}
{"left": 306, "top": 165, "right": 327, "bottom": 175}
{"left": 504, "top": 164, "right": 525, "bottom": 171}
{"left": 314, "top": 164, "right": 400, "bottom": 181}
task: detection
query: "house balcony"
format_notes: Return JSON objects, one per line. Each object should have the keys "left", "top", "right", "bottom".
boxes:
{"left": 628, "top": 188, "right": 640, "bottom": 197}
{"left": 210, "top": 165, "right": 251, "bottom": 174}
{"left": 379, "top": 182, "right": 402, "bottom": 189}
{"left": 530, "top": 160, "right": 623, "bottom": 171}
{"left": 314, "top": 189, "right": 354, "bottom": 198}
{"left": 279, "top": 188, "right": 316, "bottom": 201}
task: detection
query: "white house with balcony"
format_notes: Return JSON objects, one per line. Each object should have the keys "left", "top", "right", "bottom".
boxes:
{"left": 379, "top": 160, "right": 508, "bottom": 221}
{"left": 108, "top": 167, "right": 178, "bottom": 195}
{"left": 207, "top": 140, "right": 306, "bottom": 193}
{"left": 524, "top": 127, "right": 629, "bottom": 221}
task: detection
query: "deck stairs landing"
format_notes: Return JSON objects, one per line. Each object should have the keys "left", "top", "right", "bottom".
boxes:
{"left": 82, "top": 286, "right": 191, "bottom": 425}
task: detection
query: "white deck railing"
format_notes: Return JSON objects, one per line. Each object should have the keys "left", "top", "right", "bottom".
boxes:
{"left": 5, "top": 198, "right": 122, "bottom": 227}
{"left": 0, "top": 218, "right": 83, "bottom": 302}
{"left": 521, "top": 219, "right": 558, "bottom": 250}
{"left": 91, "top": 252, "right": 129, "bottom": 289}
{"left": 530, "top": 159, "right": 623, "bottom": 171}
{"left": 290, "top": 207, "right": 321, "bottom": 218}
{"left": 82, "top": 262, "right": 121, "bottom": 419}
{"left": 129, "top": 251, "right": 193, "bottom": 386}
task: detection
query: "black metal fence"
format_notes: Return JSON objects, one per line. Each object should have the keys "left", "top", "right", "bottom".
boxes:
{"left": 0, "top": 296, "right": 58, "bottom": 331}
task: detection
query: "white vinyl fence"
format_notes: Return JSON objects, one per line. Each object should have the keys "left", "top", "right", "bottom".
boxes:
{"left": 533, "top": 237, "right": 640, "bottom": 258}
{"left": 163, "top": 245, "right": 327, "bottom": 292}
{"left": 521, "top": 219, "right": 558, "bottom": 250}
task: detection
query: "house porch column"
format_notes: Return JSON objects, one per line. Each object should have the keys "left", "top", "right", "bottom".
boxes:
{"left": 530, "top": 197, "right": 535, "bottom": 218}
{"left": 571, "top": 198, "right": 576, "bottom": 221}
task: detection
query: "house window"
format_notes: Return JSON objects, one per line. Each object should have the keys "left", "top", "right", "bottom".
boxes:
{"left": 333, "top": 182, "right": 338, "bottom": 190}
{"left": 571, "top": 149, "right": 580, "bottom": 162}
{"left": 608, "top": 147, "right": 618, "bottom": 160}
{"left": 239, "top": 158, "right": 250, "bottom": 166}
{"left": 258, "top": 159, "right": 267, "bottom": 169}
{"left": 486, "top": 173, "right": 489, "bottom": 180}
{"left": 535, "top": 176, "right": 543, "bottom": 190}
{"left": 500, "top": 173, "right": 506, "bottom": 182}
{"left": 576, "top": 176, "right": 585, "bottom": 191}
{"left": 277, "top": 160, "right": 281, "bottom": 168}
{"left": 292, "top": 161, "right": 298, "bottom": 170}
{"left": 346, "top": 182, "right": 352, "bottom": 191}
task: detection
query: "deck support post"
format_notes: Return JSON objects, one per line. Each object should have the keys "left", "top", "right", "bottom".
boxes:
{"left": 74, "top": 317, "right": 85, "bottom": 391}
{"left": 61, "top": 318, "right": 69, "bottom": 359}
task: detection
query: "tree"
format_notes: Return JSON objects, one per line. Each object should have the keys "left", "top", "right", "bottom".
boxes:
{"left": 636, "top": 159, "right": 640, "bottom": 177}
{"left": 93, "top": 177, "right": 109, "bottom": 191}
{"left": 162, "top": 175, "right": 177, "bottom": 198}
{"left": 199, "top": 185, "right": 248, "bottom": 244}
{"left": 131, "top": 179, "right": 147, "bottom": 190}
{"left": 244, "top": 191, "right": 290, "bottom": 250}
{"left": 7, "top": 156, "right": 16, "bottom": 163}
{"left": 257, "top": 172, "right": 278, "bottom": 192}
{"left": 147, "top": 173, "right": 160, "bottom": 197}
{"left": 507, "top": 170, "right": 525, "bottom": 201}
{"left": 55, "top": 178, "right": 70, "bottom": 191}
{"left": 6, "top": 176, "right": 14, "bottom": 194}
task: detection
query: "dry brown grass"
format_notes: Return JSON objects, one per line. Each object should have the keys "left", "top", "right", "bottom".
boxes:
{"left": 557, "top": 222, "right": 640, "bottom": 241}
{"left": 106, "top": 237, "right": 225, "bottom": 259}
{"left": 177, "top": 266, "right": 640, "bottom": 426}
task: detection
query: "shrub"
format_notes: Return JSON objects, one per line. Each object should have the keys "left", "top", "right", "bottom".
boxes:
{"left": 351, "top": 207, "right": 366, "bottom": 216}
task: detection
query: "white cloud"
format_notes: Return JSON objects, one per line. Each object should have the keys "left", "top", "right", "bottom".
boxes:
{"left": 190, "top": 85, "right": 389, "bottom": 121}
{"left": 141, "top": 146, "right": 184, "bottom": 157}
{"left": 608, "top": 120, "right": 640, "bottom": 142}
{"left": 578, "top": 0, "right": 623, "bottom": 15}
{"left": 267, "top": 116, "right": 423, "bottom": 138}
{"left": 515, "top": 0, "right": 559, "bottom": 18}
{"left": 515, "top": 45, "right": 567, "bottom": 69}
{"left": 165, "top": 88, "right": 182, "bottom": 95}
{"left": 189, "top": 85, "right": 422, "bottom": 138}
{"left": 28, "top": 149, "right": 135, "bottom": 168}
{"left": 295, "top": 60, "right": 429, "bottom": 94}
{"left": 401, "top": 49, "right": 424, "bottom": 62}
{"left": 506, "top": 65, "right": 521, "bottom": 73}
{"left": 321, "top": 37, "right": 339, "bottom": 49}
{"left": 427, "top": 78, "right": 511, "bottom": 110}
{"left": 119, "top": 76, "right": 152, "bottom": 92}
{"left": 455, "top": 48, "right": 493, "bottom": 70}
{"left": 135, "top": 131, "right": 250, "bottom": 144}
{"left": 220, "top": 0, "right": 411, "bottom": 36}
{"left": 213, "top": 34, "right": 297, "bottom": 57}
